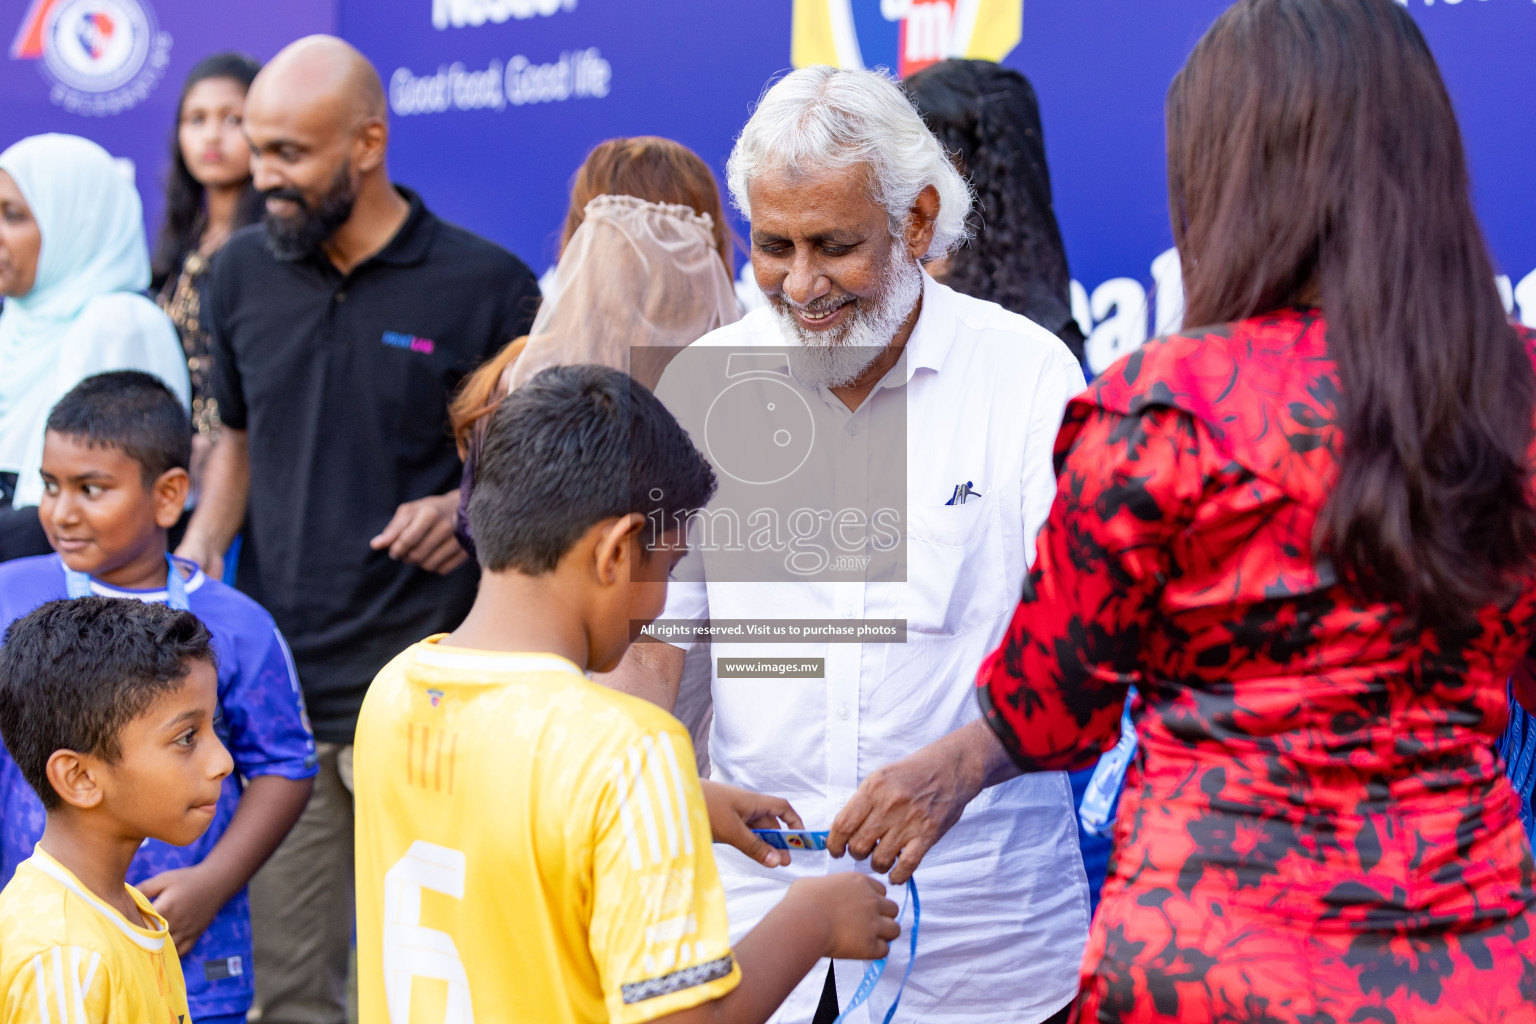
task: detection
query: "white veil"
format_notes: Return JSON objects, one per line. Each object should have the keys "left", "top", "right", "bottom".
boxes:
{"left": 507, "top": 194, "right": 740, "bottom": 392}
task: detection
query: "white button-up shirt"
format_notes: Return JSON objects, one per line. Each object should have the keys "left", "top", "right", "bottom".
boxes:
{"left": 656, "top": 274, "right": 1091, "bottom": 1023}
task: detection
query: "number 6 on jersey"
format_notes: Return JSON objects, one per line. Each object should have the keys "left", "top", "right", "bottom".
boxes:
{"left": 383, "top": 841, "right": 474, "bottom": 1024}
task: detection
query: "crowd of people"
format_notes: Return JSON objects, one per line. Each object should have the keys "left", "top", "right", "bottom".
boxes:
{"left": 0, "top": 0, "right": 1532, "bottom": 1022}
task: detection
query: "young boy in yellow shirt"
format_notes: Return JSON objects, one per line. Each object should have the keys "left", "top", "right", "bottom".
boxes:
{"left": 0, "top": 597, "right": 234, "bottom": 1023}
{"left": 355, "top": 365, "right": 898, "bottom": 1024}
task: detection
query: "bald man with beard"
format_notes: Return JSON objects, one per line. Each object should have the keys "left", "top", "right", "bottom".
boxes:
{"left": 177, "top": 36, "right": 540, "bottom": 1024}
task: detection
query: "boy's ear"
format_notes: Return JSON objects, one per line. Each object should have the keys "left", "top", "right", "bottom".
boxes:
{"left": 44, "top": 750, "right": 104, "bottom": 811}
{"left": 593, "top": 513, "right": 648, "bottom": 586}
{"left": 152, "top": 468, "right": 190, "bottom": 530}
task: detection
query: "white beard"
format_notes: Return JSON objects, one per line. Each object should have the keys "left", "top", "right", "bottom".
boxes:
{"left": 771, "top": 249, "right": 924, "bottom": 390}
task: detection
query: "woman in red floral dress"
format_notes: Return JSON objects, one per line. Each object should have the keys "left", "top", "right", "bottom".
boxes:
{"left": 976, "top": 1, "right": 1536, "bottom": 1021}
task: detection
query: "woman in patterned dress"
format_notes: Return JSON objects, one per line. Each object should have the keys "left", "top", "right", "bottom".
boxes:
{"left": 152, "top": 53, "right": 263, "bottom": 498}
{"left": 976, "top": 1, "right": 1536, "bottom": 1020}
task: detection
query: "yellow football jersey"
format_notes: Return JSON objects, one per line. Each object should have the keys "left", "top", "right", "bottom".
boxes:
{"left": 0, "top": 846, "right": 191, "bottom": 1024}
{"left": 355, "top": 638, "right": 741, "bottom": 1024}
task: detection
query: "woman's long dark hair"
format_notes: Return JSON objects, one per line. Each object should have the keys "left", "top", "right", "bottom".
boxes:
{"left": 1168, "top": 0, "right": 1536, "bottom": 626}
{"left": 905, "top": 59, "right": 1082, "bottom": 359}
{"left": 151, "top": 52, "right": 263, "bottom": 289}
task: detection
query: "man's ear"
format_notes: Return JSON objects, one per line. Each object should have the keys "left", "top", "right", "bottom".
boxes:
{"left": 355, "top": 117, "right": 389, "bottom": 174}
{"left": 903, "top": 185, "right": 940, "bottom": 261}
{"left": 45, "top": 750, "right": 104, "bottom": 811}
{"left": 153, "top": 468, "right": 191, "bottom": 530}
{"left": 593, "top": 513, "right": 648, "bottom": 586}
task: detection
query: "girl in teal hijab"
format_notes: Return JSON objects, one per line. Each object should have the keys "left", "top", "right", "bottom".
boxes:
{"left": 0, "top": 133, "right": 189, "bottom": 558}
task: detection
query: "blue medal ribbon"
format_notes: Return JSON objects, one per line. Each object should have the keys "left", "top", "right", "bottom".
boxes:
{"left": 832, "top": 875, "right": 920, "bottom": 1024}
{"left": 751, "top": 828, "right": 921, "bottom": 1023}
{"left": 64, "top": 554, "right": 191, "bottom": 612}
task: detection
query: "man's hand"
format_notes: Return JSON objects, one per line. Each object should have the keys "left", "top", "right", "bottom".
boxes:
{"left": 175, "top": 533, "right": 224, "bottom": 582}
{"left": 175, "top": 426, "right": 248, "bottom": 581}
{"left": 701, "top": 780, "right": 804, "bottom": 868}
{"left": 828, "top": 720, "right": 1017, "bottom": 884}
{"left": 370, "top": 492, "right": 467, "bottom": 574}
{"left": 138, "top": 865, "right": 226, "bottom": 956}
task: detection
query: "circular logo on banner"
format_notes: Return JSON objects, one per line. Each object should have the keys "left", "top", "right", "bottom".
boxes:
{"left": 790, "top": 0, "right": 1022, "bottom": 79}
{"left": 31, "top": 0, "right": 171, "bottom": 115}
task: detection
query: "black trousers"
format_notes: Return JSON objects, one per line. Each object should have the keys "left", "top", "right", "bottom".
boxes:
{"left": 811, "top": 964, "right": 839, "bottom": 1024}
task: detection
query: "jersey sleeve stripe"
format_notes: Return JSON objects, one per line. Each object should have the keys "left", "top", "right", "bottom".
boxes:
{"left": 641, "top": 736, "right": 681, "bottom": 860}
{"left": 620, "top": 955, "right": 736, "bottom": 1005}
{"left": 68, "top": 947, "right": 99, "bottom": 1024}
{"left": 656, "top": 733, "right": 696, "bottom": 856}
{"left": 272, "top": 627, "right": 304, "bottom": 697}
{"left": 611, "top": 760, "right": 645, "bottom": 870}
{"left": 29, "top": 954, "right": 51, "bottom": 1024}
{"left": 49, "top": 947, "right": 68, "bottom": 1024}
{"left": 625, "top": 747, "right": 664, "bottom": 864}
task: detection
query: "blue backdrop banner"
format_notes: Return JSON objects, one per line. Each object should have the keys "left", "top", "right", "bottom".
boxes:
{"left": 2, "top": 0, "right": 1532, "bottom": 372}
{"left": 1, "top": 0, "right": 334, "bottom": 238}
{"left": 345, "top": 0, "right": 1536, "bottom": 372}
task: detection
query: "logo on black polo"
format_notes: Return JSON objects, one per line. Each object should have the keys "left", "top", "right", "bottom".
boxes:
{"left": 382, "top": 331, "right": 437, "bottom": 355}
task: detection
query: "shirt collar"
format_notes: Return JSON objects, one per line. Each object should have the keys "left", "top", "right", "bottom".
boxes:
{"left": 55, "top": 554, "right": 207, "bottom": 600}
{"left": 412, "top": 634, "right": 587, "bottom": 678}
{"left": 889, "top": 269, "right": 952, "bottom": 388}
{"left": 357, "top": 186, "right": 436, "bottom": 269}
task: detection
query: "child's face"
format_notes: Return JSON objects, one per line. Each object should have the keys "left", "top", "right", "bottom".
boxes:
{"left": 39, "top": 432, "right": 186, "bottom": 583}
{"left": 94, "top": 658, "right": 232, "bottom": 847}
{"left": 626, "top": 530, "right": 688, "bottom": 629}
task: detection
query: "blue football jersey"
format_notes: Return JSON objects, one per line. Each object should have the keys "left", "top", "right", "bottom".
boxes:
{"left": 0, "top": 554, "right": 318, "bottom": 1019}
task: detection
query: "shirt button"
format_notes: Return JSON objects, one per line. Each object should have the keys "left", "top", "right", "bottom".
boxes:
{"left": 335, "top": 290, "right": 347, "bottom": 302}
{"left": 837, "top": 704, "right": 850, "bottom": 720}
{"left": 848, "top": 422, "right": 861, "bottom": 436}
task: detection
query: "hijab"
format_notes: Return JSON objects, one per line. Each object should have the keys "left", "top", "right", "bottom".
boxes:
{"left": 0, "top": 134, "right": 152, "bottom": 426}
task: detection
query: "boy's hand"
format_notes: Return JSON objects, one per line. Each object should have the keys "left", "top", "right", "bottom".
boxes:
{"left": 370, "top": 492, "right": 467, "bottom": 574}
{"left": 788, "top": 874, "right": 900, "bottom": 960}
{"left": 138, "top": 865, "right": 227, "bottom": 956}
{"left": 701, "top": 780, "right": 803, "bottom": 868}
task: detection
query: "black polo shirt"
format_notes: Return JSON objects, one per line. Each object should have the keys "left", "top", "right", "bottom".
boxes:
{"left": 207, "top": 188, "right": 539, "bottom": 742}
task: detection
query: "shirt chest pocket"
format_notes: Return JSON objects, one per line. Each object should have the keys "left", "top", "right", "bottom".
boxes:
{"left": 903, "top": 493, "right": 1009, "bottom": 636}
{"left": 372, "top": 340, "right": 457, "bottom": 452}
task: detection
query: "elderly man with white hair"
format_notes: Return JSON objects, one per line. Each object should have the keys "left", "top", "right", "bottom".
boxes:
{"left": 605, "top": 66, "right": 1089, "bottom": 1023}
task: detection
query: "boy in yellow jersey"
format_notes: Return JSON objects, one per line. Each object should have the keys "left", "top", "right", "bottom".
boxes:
{"left": 0, "top": 597, "right": 234, "bottom": 1023}
{"left": 355, "top": 365, "right": 899, "bottom": 1024}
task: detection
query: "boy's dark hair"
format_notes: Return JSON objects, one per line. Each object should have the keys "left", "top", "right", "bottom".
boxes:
{"left": 45, "top": 371, "right": 192, "bottom": 485}
{"left": 469, "top": 364, "right": 717, "bottom": 573}
{"left": 0, "top": 597, "right": 214, "bottom": 810}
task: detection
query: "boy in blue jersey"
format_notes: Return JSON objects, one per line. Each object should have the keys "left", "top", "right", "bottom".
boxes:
{"left": 0, "top": 371, "right": 317, "bottom": 1024}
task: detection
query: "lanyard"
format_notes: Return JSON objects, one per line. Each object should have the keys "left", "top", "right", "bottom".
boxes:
{"left": 833, "top": 875, "right": 920, "bottom": 1024}
{"left": 749, "top": 828, "right": 922, "bottom": 1022}
{"left": 65, "top": 554, "right": 191, "bottom": 612}
{"left": 1080, "top": 694, "right": 1137, "bottom": 837}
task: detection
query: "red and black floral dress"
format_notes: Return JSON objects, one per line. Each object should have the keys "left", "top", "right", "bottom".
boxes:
{"left": 978, "top": 309, "right": 1536, "bottom": 1023}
